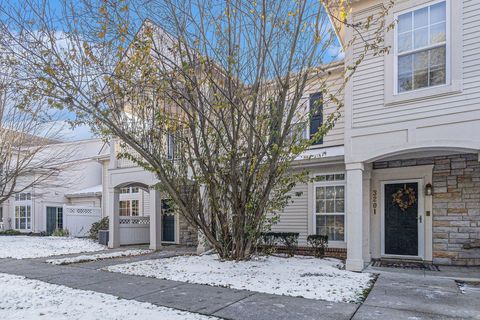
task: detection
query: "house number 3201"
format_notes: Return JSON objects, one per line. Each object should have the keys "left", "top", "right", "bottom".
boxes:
{"left": 372, "top": 190, "right": 377, "bottom": 215}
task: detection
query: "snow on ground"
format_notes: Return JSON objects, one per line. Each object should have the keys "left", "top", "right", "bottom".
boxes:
{"left": 0, "top": 273, "right": 216, "bottom": 320}
{"left": 106, "top": 254, "right": 374, "bottom": 303}
{"left": 46, "top": 249, "right": 152, "bottom": 265}
{"left": 0, "top": 236, "right": 105, "bottom": 259}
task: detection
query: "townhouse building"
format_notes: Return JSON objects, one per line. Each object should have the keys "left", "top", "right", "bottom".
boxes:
{"left": 3, "top": 0, "right": 479, "bottom": 272}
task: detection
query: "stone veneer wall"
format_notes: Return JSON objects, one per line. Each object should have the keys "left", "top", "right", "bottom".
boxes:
{"left": 178, "top": 214, "right": 198, "bottom": 246}
{"left": 374, "top": 153, "right": 480, "bottom": 266}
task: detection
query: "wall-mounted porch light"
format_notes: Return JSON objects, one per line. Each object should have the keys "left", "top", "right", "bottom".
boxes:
{"left": 425, "top": 183, "right": 433, "bottom": 196}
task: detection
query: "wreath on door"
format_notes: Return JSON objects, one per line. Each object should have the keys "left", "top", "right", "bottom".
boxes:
{"left": 392, "top": 184, "right": 417, "bottom": 211}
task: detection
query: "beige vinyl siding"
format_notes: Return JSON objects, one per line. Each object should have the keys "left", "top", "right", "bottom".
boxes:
{"left": 270, "top": 182, "right": 309, "bottom": 245}
{"left": 351, "top": 0, "right": 480, "bottom": 128}
{"left": 270, "top": 163, "right": 346, "bottom": 247}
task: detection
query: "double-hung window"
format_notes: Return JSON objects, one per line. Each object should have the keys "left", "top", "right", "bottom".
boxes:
{"left": 314, "top": 173, "right": 345, "bottom": 242}
{"left": 396, "top": 1, "right": 447, "bottom": 93}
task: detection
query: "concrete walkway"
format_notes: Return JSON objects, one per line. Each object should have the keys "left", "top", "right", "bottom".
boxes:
{"left": 1, "top": 250, "right": 479, "bottom": 320}
{"left": 354, "top": 266, "right": 480, "bottom": 320}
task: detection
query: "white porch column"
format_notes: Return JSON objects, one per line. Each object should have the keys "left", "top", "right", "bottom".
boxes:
{"left": 149, "top": 189, "right": 162, "bottom": 250}
{"left": 346, "top": 163, "right": 365, "bottom": 271}
{"left": 108, "top": 187, "right": 120, "bottom": 248}
{"left": 362, "top": 165, "right": 372, "bottom": 264}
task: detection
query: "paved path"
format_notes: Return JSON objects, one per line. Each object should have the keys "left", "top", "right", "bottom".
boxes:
{"left": 0, "top": 251, "right": 358, "bottom": 320}
{"left": 354, "top": 266, "right": 480, "bottom": 320}
{"left": 1, "top": 251, "right": 479, "bottom": 320}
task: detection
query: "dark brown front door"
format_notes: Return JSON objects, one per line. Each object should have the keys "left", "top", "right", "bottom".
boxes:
{"left": 384, "top": 182, "right": 419, "bottom": 256}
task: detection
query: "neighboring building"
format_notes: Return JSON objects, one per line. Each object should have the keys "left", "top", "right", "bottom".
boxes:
{"left": 0, "top": 139, "right": 108, "bottom": 236}
{"left": 99, "top": 142, "right": 198, "bottom": 249}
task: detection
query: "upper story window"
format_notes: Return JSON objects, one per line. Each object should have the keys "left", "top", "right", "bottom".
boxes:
{"left": 167, "top": 133, "right": 176, "bottom": 160}
{"left": 396, "top": 1, "right": 447, "bottom": 93}
{"left": 309, "top": 92, "right": 323, "bottom": 145}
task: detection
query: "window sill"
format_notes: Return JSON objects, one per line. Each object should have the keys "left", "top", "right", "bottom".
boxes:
{"left": 385, "top": 80, "right": 462, "bottom": 106}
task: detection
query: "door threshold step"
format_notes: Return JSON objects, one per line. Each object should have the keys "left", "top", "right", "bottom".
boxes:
{"left": 372, "top": 259, "right": 440, "bottom": 271}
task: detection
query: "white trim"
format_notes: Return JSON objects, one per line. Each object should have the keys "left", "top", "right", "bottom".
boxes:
{"left": 393, "top": 0, "right": 450, "bottom": 95}
{"left": 380, "top": 179, "right": 425, "bottom": 260}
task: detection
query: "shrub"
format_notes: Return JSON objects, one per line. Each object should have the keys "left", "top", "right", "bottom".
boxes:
{"left": 262, "top": 232, "right": 299, "bottom": 257}
{"left": 307, "top": 235, "right": 328, "bottom": 258}
{"left": 51, "top": 229, "right": 70, "bottom": 237}
{"left": 89, "top": 217, "right": 109, "bottom": 239}
{"left": 0, "top": 229, "right": 21, "bottom": 236}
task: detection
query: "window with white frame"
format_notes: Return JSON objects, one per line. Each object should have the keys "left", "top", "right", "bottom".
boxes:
{"left": 119, "top": 199, "right": 139, "bottom": 216}
{"left": 120, "top": 186, "right": 139, "bottom": 194}
{"left": 167, "top": 133, "right": 176, "bottom": 160}
{"left": 396, "top": 1, "right": 447, "bottom": 93}
{"left": 15, "top": 205, "right": 31, "bottom": 230}
{"left": 15, "top": 192, "right": 31, "bottom": 201}
{"left": 314, "top": 173, "right": 345, "bottom": 242}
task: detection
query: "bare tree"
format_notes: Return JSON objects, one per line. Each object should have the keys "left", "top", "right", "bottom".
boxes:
{"left": 0, "top": 54, "right": 70, "bottom": 206}
{"left": 0, "top": 0, "right": 391, "bottom": 259}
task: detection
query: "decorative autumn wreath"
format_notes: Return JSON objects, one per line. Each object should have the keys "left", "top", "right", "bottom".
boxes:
{"left": 392, "top": 185, "right": 417, "bottom": 211}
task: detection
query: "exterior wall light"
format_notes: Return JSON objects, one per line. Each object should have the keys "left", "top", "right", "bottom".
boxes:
{"left": 425, "top": 183, "right": 433, "bottom": 196}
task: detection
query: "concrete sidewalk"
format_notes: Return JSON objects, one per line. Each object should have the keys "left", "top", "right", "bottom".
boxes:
{"left": 0, "top": 254, "right": 358, "bottom": 320}
{"left": 1, "top": 252, "right": 479, "bottom": 320}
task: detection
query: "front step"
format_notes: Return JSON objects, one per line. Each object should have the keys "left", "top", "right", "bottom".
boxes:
{"left": 371, "top": 259, "right": 440, "bottom": 271}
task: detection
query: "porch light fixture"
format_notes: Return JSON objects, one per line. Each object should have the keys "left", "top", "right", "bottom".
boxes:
{"left": 425, "top": 183, "right": 433, "bottom": 196}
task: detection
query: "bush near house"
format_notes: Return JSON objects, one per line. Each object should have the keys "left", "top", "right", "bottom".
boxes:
{"left": 51, "top": 229, "right": 70, "bottom": 237}
{"left": 89, "top": 217, "right": 109, "bottom": 239}
{"left": 262, "top": 232, "right": 299, "bottom": 257}
{"left": 0, "top": 229, "right": 22, "bottom": 236}
{"left": 307, "top": 235, "right": 329, "bottom": 258}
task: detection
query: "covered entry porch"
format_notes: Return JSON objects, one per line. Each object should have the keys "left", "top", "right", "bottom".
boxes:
{"left": 107, "top": 168, "right": 179, "bottom": 250}
{"left": 345, "top": 144, "right": 480, "bottom": 271}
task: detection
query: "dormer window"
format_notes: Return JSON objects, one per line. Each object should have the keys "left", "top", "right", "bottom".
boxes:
{"left": 396, "top": 1, "right": 447, "bottom": 93}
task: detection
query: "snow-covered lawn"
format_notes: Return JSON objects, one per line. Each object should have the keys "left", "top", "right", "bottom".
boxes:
{"left": 0, "top": 273, "right": 216, "bottom": 320}
{"left": 46, "top": 249, "right": 152, "bottom": 265}
{"left": 0, "top": 236, "right": 105, "bottom": 259}
{"left": 106, "top": 254, "right": 374, "bottom": 303}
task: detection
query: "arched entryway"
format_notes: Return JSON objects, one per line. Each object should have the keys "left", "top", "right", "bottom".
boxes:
{"left": 108, "top": 176, "right": 179, "bottom": 250}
